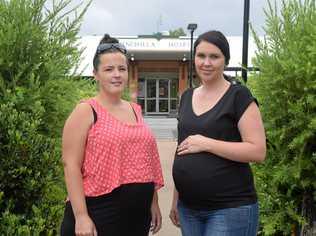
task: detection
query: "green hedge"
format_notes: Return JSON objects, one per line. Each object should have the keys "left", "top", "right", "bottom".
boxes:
{"left": 249, "top": 0, "right": 316, "bottom": 234}
{"left": 0, "top": 0, "right": 92, "bottom": 234}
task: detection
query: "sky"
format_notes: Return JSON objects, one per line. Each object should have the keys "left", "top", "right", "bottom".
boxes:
{"left": 67, "top": 0, "right": 282, "bottom": 37}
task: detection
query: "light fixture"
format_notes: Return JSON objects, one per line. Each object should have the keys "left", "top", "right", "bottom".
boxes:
{"left": 130, "top": 54, "right": 135, "bottom": 61}
{"left": 187, "top": 23, "right": 198, "bottom": 31}
{"left": 187, "top": 23, "right": 198, "bottom": 88}
{"left": 182, "top": 54, "right": 187, "bottom": 62}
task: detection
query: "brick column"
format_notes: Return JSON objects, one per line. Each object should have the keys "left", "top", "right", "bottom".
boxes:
{"left": 178, "top": 62, "right": 188, "bottom": 95}
{"left": 128, "top": 62, "right": 138, "bottom": 102}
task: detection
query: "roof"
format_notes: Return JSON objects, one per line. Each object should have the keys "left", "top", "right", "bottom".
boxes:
{"left": 77, "top": 35, "right": 258, "bottom": 77}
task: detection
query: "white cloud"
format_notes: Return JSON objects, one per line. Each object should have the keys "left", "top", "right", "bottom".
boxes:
{"left": 70, "top": 0, "right": 282, "bottom": 36}
{"left": 79, "top": 3, "right": 113, "bottom": 35}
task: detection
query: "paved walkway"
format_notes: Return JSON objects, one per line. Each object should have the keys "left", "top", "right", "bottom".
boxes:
{"left": 144, "top": 118, "right": 177, "bottom": 140}
{"left": 153, "top": 140, "right": 181, "bottom": 236}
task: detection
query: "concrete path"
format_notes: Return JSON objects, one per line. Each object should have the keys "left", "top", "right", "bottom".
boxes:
{"left": 144, "top": 118, "right": 178, "bottom": 140}
{"left": 152, "top": 140, "right": 181, "bottom": 236}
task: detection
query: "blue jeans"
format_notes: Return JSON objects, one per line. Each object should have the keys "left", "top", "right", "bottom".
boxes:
{"left": 177, "top": 201, "right": 259, "bottom": 236}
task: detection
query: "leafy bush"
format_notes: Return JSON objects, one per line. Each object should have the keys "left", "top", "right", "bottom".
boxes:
{"left": 249, "top": 0, "right": 316, "bottom": 234}
{"left": 0, "top": 0, "right": 91, "bottom": 234}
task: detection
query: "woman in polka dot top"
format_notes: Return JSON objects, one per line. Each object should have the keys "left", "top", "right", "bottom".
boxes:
{"left": 60, "top": 34, "right": 164, "bottom": 236}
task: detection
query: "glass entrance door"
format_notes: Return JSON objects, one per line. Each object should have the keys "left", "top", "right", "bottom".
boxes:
{"left": 146, "top": 79, "right": 169, "bottom": 114}
{"left": 146, "top": 80, "right": 156, "bottom": 113}
{"left": 158, "top": 79, "right": 169, "bottom": 113}
{"left": 137, "top": 78, "right": 178, "bottom": 115}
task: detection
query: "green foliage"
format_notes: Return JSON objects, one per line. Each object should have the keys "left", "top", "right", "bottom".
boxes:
{"left": 0, "top": 0, "right": 91, "bottom": 234}
{"left": 169, "top": 27, "right": 186, "bottom": 37}
{"left": 151, "top": 27, "right": 186, "bottom": 39}
{"left": 249, "top": 0, "right": 316, "bottom": 234}
{"left": 40, "top": 77, "right": 97, "bottom": 137}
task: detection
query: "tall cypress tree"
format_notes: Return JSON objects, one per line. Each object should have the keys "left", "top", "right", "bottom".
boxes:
{"left": 0, "top": 0, "right": 91, "bottom": 234}
{"left": 250, "top": 0, "right": 316, "bottom": 234}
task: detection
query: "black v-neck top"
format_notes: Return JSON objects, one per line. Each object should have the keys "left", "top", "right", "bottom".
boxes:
{"left": 172, "top": 83, "right": 258, "bottom": 210}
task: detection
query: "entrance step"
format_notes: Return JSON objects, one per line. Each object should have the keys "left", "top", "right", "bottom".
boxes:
{"left": 144, "top": 117, "right": 178, "bottom": 140}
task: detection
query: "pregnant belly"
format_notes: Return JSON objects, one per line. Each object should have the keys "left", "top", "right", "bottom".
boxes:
{"left": 172, "top": 153, "right": 241, "bottom": 201}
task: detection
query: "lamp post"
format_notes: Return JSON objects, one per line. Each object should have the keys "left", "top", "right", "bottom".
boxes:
{"left": 187, "top": 23, "right": 197, "bottom": 88}
{"left": 242, "top": 0, "right": 250, "bottom": 83}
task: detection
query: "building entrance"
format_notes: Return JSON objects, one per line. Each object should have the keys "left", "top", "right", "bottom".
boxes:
{"left": 137, "top": 77, "right": 178, "bottom": 116}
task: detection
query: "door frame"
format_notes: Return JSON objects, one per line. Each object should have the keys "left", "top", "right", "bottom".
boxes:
{"left": 137, "top": 74, "right": 178, "bottom": 116}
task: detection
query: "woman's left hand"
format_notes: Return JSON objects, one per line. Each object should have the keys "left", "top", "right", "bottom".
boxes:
{"left": 150, "top": 200, "right": 162, "bottom": 234}
{"left": 177, "top": 135, "right": 207, "bottom": 155}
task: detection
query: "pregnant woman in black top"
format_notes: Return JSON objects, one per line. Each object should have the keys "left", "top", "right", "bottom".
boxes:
{"left": 169, "top": 30, "right": 266, "bottom": 236}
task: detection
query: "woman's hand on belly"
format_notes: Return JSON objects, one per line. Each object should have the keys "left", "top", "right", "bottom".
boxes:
{"left": 177, "top": 134, "right": 208, "bottom": 155}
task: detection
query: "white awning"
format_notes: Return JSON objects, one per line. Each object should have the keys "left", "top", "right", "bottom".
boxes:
{"left": 77, "top": 35, "right": 258, "bottom": 77}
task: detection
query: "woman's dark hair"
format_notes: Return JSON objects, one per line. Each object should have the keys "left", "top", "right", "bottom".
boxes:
{"left": 93, "top": 34, "right": 128, "bottom": 71}
{"left": 99, "top": 34, "right": 118, "bottom": 44}
{"left": 193, "top": 30, "right": 230, "bottom": 65}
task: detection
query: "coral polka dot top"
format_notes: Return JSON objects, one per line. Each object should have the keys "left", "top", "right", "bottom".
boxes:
{"left": 81, "top": 98, "right": 164, "bottom": 197}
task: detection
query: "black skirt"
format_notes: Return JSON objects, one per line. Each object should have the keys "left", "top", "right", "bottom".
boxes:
{"left": 60, "top": 182, "right": 154, "bottom": 236}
